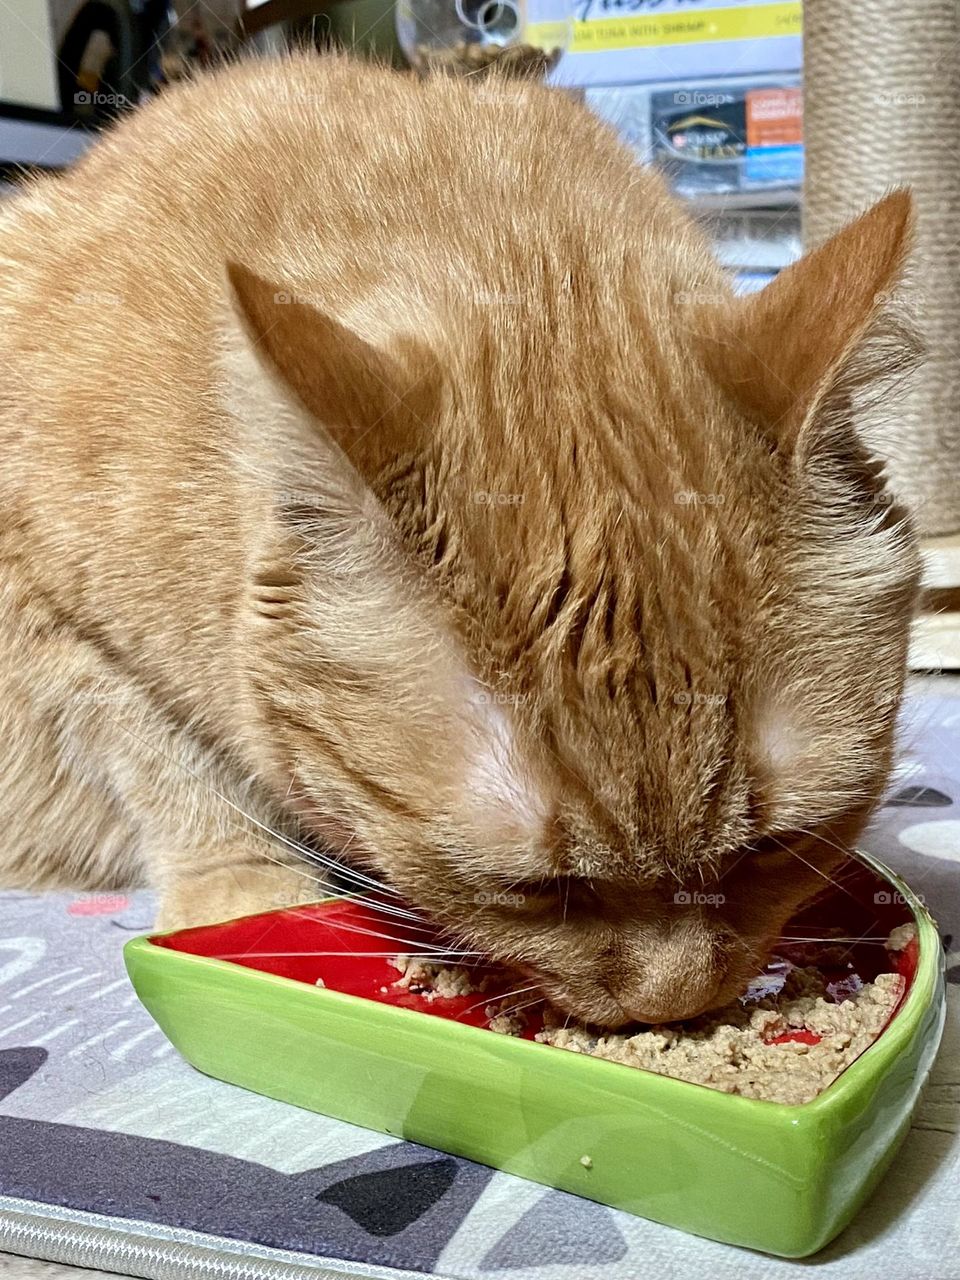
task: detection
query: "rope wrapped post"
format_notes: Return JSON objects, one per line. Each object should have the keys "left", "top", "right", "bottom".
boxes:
{"left": 803, "top": 0, "right": 960, "bottom": 537}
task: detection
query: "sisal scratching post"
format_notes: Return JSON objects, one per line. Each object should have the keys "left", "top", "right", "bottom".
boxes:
{"left": 803, "top": 0, "right": 960, "bottom": 539}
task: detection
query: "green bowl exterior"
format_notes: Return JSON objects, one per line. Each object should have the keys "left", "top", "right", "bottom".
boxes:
{"left": 123, "top": 850, "right": 945, "bottom": 1258}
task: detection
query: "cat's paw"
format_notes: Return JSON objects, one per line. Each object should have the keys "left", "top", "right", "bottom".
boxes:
{"left": 155, "top": 860, "right": 327, "bottom": 930}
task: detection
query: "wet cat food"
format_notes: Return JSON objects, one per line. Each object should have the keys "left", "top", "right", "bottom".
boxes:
{"left": 391, "top": 925, "right": 915, "bottom": 1105}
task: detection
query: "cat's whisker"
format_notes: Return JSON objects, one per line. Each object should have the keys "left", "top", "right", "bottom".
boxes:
{"left": 764, "top": 834, "right": 862, "bottom": 902}
{"left": 775, "top": 935, "right": 892, "bottom": 944}
{"left": 279, "top": 863, "right": 430, "bottom": 925}
{"left": 789, "top": 826, "right": 861, "bottom": 863}
{"left": 330, "top": 899, "right": 432, "bottom": 928}
{"left": 284, "top": 841, "right": 405, "bottom": 900}
{"left": 95, "top": 707, "right": 424, "bottom": 914}
{"left": 281, "top": 901, "right": 440, "bottom": 936}
{"left": 100, "top": 708, "right": 411, "bottom": 898}
{"left": 277, "top": 789, "right": 409, "bottom": 899}
{"left": 457, "top": 982, "right": 540, "bottom": 1020}
{"left": 192, "top": 827, "right": 433, "bottom": 930}
{"left": 278, "top": 913, "right": 484, "bottom": 956}
{"left": 214, "top": 949, "right": 482, "bottom": 960}
{"left": 496, "top": 995, "right": 546, "bottom": 1019}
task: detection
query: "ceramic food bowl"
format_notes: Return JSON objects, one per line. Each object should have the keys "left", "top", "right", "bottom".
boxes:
{"left": 124, "top": 850, "right": 945, "bottom": 1257}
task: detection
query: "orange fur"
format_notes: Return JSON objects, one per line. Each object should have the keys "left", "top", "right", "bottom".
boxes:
{"left": 0, "top": 55, "right": 920, "bottom": 1023}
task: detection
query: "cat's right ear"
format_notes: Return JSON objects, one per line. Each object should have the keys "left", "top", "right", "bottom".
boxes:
{"left": 699, "top": 189, "right": 920, "bottom": 462}
{"left": 221, "top": 261, "right": 439, "bottom": 500}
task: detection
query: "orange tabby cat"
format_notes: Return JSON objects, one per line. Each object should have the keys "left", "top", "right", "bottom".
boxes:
{"left": 0, "top": 55, "right": 920, "bottom": 1024}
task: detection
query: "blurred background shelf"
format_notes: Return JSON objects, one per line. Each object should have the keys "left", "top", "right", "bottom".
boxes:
{"left": 0, "top": 110, "right": 91, "bottom": 172}
{"left": 920, "top": 533, "right": 960, "bottom": 593}
{"left": 687, "top": 189, "right": 800, "bottom": 214}
{"left": 910, "top": 612, "right": 960, "bottom": 672}
{"left": 910, "top": 535, "right": 960, "bottom": 672}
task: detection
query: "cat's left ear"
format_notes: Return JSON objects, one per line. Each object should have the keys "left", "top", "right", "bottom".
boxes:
{"left": 222, "top": 261, "right": 439, "bottom": 488}
{"left": 702, "top": 189, "right": 919, "bottom": 456}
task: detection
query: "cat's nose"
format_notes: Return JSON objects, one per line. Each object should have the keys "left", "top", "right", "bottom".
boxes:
{"left": 616, "top": 945, "right": 725, "bottom": 1023}
{"left": 618, "top": 983, "right": 721, "bottom": 1024}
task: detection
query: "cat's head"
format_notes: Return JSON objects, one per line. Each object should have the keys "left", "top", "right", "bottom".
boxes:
{"left": 223, "top": 186, "right": 920, "bottom": 1026}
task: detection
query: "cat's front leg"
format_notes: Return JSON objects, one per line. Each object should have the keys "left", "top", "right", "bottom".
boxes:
{"left": 0, "top": 570, "right": 326, "bottom": 925}
{"left": 154, "top": 846, "right": 327, "bottom": 930}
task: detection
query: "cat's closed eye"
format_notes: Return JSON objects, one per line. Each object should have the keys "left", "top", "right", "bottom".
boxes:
{"left": 477, "top": 875, "right": 606, "bottom": 917}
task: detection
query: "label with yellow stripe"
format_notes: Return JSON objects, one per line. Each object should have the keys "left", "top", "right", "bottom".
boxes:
{"left": 530, "top": 2, "right": 801, "bottom": 55}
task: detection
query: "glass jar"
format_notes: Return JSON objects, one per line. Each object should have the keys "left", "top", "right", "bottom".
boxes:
{"left": 396, "top": 0, "right": 574, "bottom": 79}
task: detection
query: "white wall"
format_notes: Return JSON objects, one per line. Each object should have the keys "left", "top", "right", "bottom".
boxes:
{"left": 0, "top": 1, "right": 61, "bottom": 112}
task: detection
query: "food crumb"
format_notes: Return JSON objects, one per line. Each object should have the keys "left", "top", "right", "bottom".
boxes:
{"left": 314, "top": 977, "right": 325, "bottom": 988}
{"left": 580, "top": 1155, "right": 593, "bottom": 1169}
{"left": 487, "top": 1009, "right": 528, "bottom": 1036}
{"left": 391, "top": 955, "right": 486, "bottom": 999}
{"left": 887, "top": 922, "right": 916, "bottom": 952}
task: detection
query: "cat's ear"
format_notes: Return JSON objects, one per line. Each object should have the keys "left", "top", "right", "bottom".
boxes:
{"left": 223, "top": 261, "right": 438, "bottom": 484}
{"left": 702, "top": 189, "right": 919, "bottom": 456}
{"left": 220, "top": 265, "right": 488, "bottom": 815}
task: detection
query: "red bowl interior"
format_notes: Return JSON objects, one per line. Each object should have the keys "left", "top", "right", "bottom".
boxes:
{"left": 155, "top": 895, "right": 543, "bottom": 1036}
{"left": 152, "top": 855, "right": 919, "bottom": 1044}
